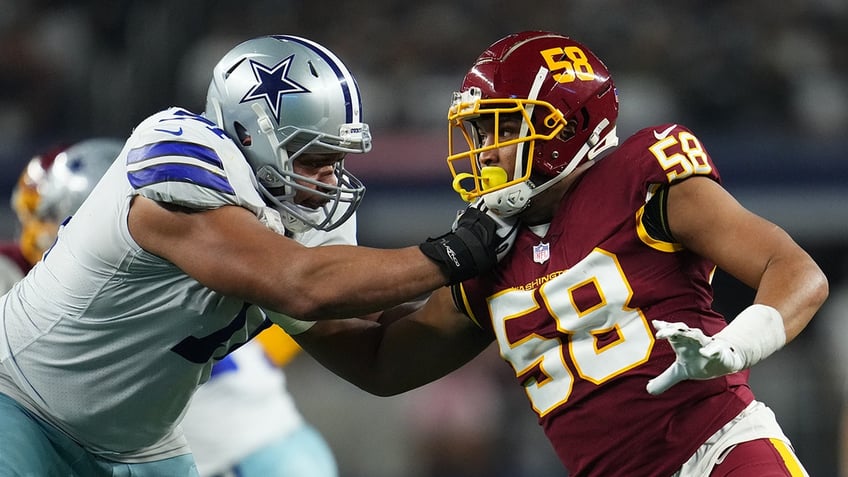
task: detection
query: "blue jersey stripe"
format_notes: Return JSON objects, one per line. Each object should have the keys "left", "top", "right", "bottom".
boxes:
{"left": 210, "top": 354, "right": 239, "bottom": 378}
{"left": 127, "top": 141, "right": 224, "bottom": 169}
{"left": 128, "top": 163, "right": 235, "bottom": 195}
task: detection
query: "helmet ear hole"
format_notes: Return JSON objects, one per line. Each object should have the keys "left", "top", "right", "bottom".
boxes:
{"left": 307, "top": 61, "right": 319, "bottom": 77}
{"left": 234, "top": 122, "right": 252, "bottom": 146}
{"left": 578, "top": 107, "right": 591, "bottom": 131}
{"left": 558, "top": 119, "right": 578, "bottom": 141}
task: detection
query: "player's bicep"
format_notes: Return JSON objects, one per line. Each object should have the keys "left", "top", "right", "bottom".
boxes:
{"left": 665, "top": 176, "right": 789, "bottom": 288}
{"left": 378, "top": 287, "right": 492, "bottom": 387}
{"left": 394, "top": 287, "right": 493, "bottom": 368}
{"left": 127, "top": 195, "right": 303, "bottom": 298}
{"left": 411, "top": 287, "right": 489, "bottom": 339}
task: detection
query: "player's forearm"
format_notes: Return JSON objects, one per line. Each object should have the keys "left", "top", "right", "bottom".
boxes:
{"left": 753, "top": 251, "right": 828, "bottom": 341}
{"left": 263, "top": 206, "right": 503, "bottom": 320}
{"left": 295, "top": 311, "right": 482, "bottom": 396}
{"left": 272, "top": 245, "right": 446, "bottom": 321}
{"left": 294, "top": 318, "right": 424, "bottom": 396}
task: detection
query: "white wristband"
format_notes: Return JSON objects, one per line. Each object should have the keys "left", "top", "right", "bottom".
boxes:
{"left": 263, "top": 309, "right": 316, "bottom": 336}
{"left": 713, "top": 304, "right": 786, "bottom": 369}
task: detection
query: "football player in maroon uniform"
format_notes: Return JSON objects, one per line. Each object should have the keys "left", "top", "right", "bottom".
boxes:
{"left": 290, "top": 31, "right": 827, "bottom": 476}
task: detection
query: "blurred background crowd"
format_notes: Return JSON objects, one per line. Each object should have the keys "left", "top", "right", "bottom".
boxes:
{"left": 1, "top": 1, "right": 846, "bottom": 475}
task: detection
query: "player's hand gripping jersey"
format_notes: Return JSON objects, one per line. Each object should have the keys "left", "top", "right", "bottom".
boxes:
{"left": 0, "top": 108, "right": 299, "bottom": 461}
{"left": 454, "top": 124, "right": 754, "bottom": 476}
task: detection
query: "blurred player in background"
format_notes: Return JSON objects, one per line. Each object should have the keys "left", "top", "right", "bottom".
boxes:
{"left": 0, "top": 138, "right": 338, "bottom": 477}
{"left": 289, "top": 31, "right": 828, "bottom": 476}
{"left": 0, "top": 138, "right": 120, "bottom": 292}
{"left": 0, "top": 148, "right": 51, "bottom": 291}
{"left": 182, "top": 331, "right": 338, "bottom": 477}
{"left": 0, "top": 34, "right": 509, "bottom": 476}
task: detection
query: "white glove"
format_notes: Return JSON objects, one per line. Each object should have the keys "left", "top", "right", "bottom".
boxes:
{"left": 646, "top": 305, "right": 786, "bottom": 395}
{"left": 454, "top": 198, "right": 519, "bottom": 262}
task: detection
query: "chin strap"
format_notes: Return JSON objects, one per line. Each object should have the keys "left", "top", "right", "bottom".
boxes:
{"left": 536, "top": 118, "right": 618, "bottom": 195}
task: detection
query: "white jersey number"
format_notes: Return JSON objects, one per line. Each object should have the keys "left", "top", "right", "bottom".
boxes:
{"left": 490, "top": 249, "right": 654, "bottom": 417}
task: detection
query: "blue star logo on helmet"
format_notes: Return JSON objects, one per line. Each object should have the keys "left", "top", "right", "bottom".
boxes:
{"left": 240, "top": 55, "right": 310, "bottom": 124}
{"left": 67, "top": 157, "right": 84, "bottom": 172}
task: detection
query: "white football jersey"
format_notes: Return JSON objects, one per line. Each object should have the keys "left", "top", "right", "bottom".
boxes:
{"left": 0, "top": 107, "right": 352, "bottom": 462}
{"left": 181, "top": 178, "right": 356, "bottom": 475}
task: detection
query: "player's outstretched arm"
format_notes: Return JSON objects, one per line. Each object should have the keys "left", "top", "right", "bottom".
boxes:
{"left": 667, "top": 176, "right": 828, "bottom": 341}
{"left": 128, "top": 196, "right": 505, "bottom": 321}
{"left": 293, "top": 287, "right": 492, "bottom": 396}
{"left": 647, "top": 176, "right": 828, "bottom": 394}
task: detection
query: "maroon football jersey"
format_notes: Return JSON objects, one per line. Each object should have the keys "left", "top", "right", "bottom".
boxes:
{"left": 457, "top": 124, "right": 754, "bottom": 476}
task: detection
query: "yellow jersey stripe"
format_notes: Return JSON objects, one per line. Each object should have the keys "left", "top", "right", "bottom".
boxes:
{"left": 769, "top": 438, "right": 807, "bottom": 476}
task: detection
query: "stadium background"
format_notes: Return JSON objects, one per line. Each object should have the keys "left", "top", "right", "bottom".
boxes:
{"left": 1, "top": 1, "right": 845, "bottom": 475}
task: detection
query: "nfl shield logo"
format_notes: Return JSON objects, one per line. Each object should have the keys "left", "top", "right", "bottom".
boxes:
{"left": 533, "top": 242, "right": 550, "bottom": 264}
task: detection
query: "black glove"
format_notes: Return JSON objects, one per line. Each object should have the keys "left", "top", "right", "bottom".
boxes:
{"left": 419, "top": 206, "right": 513, "bottom": 285}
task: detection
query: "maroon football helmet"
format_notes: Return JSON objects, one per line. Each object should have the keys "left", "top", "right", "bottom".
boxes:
{"left": 448, "top": 31, "right": 619, "bottom": 216}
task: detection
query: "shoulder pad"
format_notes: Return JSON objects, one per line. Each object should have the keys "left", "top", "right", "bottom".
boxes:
{"left": 125, "top": 108, "right": 265, "bottom": 212}
{"left": 621, "top": 123, "right": 721, "bottom": 186}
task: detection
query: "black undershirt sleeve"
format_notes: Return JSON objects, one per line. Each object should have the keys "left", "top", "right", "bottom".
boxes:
{"left": 642, "top": 185, "right": 676, "bottom": 243}
{"left": 449, "top": 284, "right": 469, "bottom": 317}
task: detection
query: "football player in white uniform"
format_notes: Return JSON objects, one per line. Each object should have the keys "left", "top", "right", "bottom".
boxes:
{"left": 1, "top": 137, "right": 338, "bottom": 477}
{"left": 0, "top": 35, "right": 511, "bottom": 476}
{"left": 182, "top": 331, "right": 338, "bottom": 477}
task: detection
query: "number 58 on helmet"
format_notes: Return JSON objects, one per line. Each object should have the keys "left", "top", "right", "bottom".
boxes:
{"left": 448, "top": 31, "right": 619, "bottom": 217}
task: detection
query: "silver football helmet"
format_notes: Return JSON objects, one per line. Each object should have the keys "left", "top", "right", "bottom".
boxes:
{"left": 205, "top": 35, "right": 370, "bottom": 232}
{"left": 12, "top": 138, "right": 121, "bottom": 264}
{"left": 37, "top": 138, "right": 122, "bottom": 222}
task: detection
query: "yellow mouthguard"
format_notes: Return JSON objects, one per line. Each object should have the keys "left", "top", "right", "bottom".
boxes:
{"left": 451, "top": 167, "right": 508, "bottom": 202}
